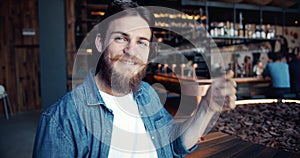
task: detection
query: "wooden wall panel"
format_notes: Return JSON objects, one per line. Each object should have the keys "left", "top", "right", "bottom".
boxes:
{"left": 0, "top": 0, "right": 41, "bottom": 114}
{"left": 66, "top": 0, "right": 77, "bottom": 90}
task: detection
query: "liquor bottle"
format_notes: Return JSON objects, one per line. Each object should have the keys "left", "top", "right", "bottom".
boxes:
{"left": 218, "top": 22, "right": 225, "bottom": 36}
{"left": 229, "top": 22, "right": 235, "bottom": 37}
{"left": 261, "top": 25, "right": 266, "bottom": 38}
{"left": 266, "top": 24, "right": 275, "bottom": 39}
{"left": 238, "top": 12, "right": 244, "bottom": 37}
{"left": 244, "top": 24, "right": 249, "bottom": 38}
{"left": 235, "top": 23, "right": 238, "bottom": 37}
{"left": 255, "top": 25, "right": 261, "bottom": 38}
{"left": 210, "top": 22, "right": 215, "bottom": 37}
{"left": 249, "top": 24, "right": 255, "bottom": 38}
{"left": 225, "top": 21, "right": 230, "bottom": 36}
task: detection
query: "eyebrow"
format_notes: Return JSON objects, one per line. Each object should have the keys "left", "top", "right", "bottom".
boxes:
{"left": 111, "top": 31, "right": 151, "bottom": 42}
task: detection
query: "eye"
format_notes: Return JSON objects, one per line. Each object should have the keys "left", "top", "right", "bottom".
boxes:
{"left": 114, "top": 36, "right": 128, "bottom": 43}
{"left": 137, "top": 40, "right": 149, "bottom": 48}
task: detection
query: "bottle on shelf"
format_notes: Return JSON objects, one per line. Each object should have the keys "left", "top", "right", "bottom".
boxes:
{"left": 225, "top": 21, "right": 230, "bottom": 36}
{"left": 254, "top": 24, "right": 261, "bottom": 38}
{"left": 266, "top": 24, "right": 275, "bottom": 39}
{"left": 229, "top": 22, "right": 235, "bottom": 37}
{"left": 245, "top": 24, "right": 253, "bottom": 38}
{"left": 205, "top": 17, "right": 277, "bottom": 40}
{"left": 210, "top": 22, "right": 216, "bottom": 36}
{"left": 218, "top": 22, "right": 225, "bottom": 36}
{"left": 261, "top": 25, "right": 266, "bottom": 38}
{"left": 251, "top": 24, "right": 256, "bottom": 38}
{"left": 238, "top": 12, "right": 244, "bottom": 37}
{"left": 235, "top": 23, "right": 238, "bottom": 37}
{"left": 244, "top": 24, "right": 249, "bottom": 38}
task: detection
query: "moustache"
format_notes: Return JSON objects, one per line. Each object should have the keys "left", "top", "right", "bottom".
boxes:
{"left": 107, "top": 55, "right": 149, "bottom": 75}
{"left": 107, "top": 55, "right": 148, "bottom": 67}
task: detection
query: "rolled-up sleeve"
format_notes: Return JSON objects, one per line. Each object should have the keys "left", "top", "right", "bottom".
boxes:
{"left": 172, "top": 133, "right": 199, "bottom": 158}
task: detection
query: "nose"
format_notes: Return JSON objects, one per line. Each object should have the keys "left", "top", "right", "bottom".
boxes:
{"left": 123, "top": 40, "right": 136, "bottom": 55}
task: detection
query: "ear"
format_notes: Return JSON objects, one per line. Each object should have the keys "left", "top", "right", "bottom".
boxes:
{"left": 95, "top": 33, "right": 102, "bottom": 53}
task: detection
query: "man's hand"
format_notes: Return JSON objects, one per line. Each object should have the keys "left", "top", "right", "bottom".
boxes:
{"left": 203, "top": 70, "right": 237, "bottom": 112}
{"left": 182, "top": 70, "right": 237, "bottom": 149}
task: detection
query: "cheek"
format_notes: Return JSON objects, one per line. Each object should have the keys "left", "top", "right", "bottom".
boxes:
{"left": 141, "top": 52, "right": 149, "bottom": 62}
{"left": 137, "top": 47, "right": 150, "bottom": 60}
{"left": 106, "top": 44, "right": 123, "bottom": 57}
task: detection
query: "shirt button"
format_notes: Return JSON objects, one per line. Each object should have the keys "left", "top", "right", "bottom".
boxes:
{"left": 151, "top": 136, "right": 155, "bottom": 140}
{"left": 106, "top": 130, "right": 111, "bottom": 134}
{"left": 140, "top": 111, "right": 143, "bottom": 115}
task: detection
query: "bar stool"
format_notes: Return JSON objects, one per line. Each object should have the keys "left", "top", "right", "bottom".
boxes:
{"left": 0, "top": 85, "right": 13, "bottom": 120}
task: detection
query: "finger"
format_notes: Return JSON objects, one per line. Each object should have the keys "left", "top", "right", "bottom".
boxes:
{"left": 228, "top": 79, "right": 237, "bottom": 87}
{"left": 213, "top": 78, "right": 236, "bottom": 90}
{"left": 230, "top": 86, "right": 237, "bottom": 95}
{"left": 224, "top": 95, "right": 236, "bottom": 109}
{"left": 231, "top": 94, "right": 237, "bottom": 101}
{"left": 228, "top": 95, "right": 236, "bottom": 108}
{"left": 228, "top": 98, "right": 236, "bottom": 109}
{"left": 216, "top": 86, "right": 236, "bottom": 96}
{"left": 229, "top": 95, "right": 237, "bottom": 104}
{"left": 225, "top": 70, "right": 234, "bottom": 80}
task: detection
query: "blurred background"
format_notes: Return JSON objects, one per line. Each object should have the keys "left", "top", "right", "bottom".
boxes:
{"left": 0, "top": 0, "right": 299, "bottom": 157}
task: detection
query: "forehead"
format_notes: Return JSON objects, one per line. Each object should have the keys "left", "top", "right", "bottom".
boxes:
{"left": 107, "top": 16, "right": 151, "bottom": 38}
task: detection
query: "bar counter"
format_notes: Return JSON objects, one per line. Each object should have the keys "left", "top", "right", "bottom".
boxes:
{"left": 151, "top": 73, "right": 271, "bottom": 99}
{"left": 153, "top": 73, "right": 270, "bottom": 84}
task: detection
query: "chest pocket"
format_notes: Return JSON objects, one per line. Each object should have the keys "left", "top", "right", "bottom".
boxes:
{"left": 154, "top": 114, "right": 172, "bottom": 129}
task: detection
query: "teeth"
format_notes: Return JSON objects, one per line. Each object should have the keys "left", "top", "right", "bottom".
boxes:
{"left": 122, "top": 60, "right": 135, "bottom": 65}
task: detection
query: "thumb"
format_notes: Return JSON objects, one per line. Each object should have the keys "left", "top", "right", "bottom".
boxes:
{"left": 225, "top": 70, "right": 234, "bottom": 80}
{"left": 215, "top": 70, "right": 234, "bottom": 83}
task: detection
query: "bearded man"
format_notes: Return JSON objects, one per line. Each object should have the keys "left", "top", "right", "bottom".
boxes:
{"left": 33, "top": 1, "right": 236, "bottom": 157}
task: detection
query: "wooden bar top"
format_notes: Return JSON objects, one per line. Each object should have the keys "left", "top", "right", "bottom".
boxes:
{"left": 152, "top": 73, "right": 272, "bottom": 98}
{"left": 153, "top": 73, "right": 271, "bottom": 84}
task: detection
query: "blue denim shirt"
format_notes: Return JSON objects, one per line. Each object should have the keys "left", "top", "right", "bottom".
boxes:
{"left": 33, "top": 70, "right": 198, "bottom": 158}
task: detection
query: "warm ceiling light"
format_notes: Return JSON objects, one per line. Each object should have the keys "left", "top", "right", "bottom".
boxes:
{"left": 86, "top": 49, "right": 93, "bottom": 54}
{"left": 91, "top": 11, "right": 105, "bottom": 16}
{"left": 157, "top": 37, "right": 163, "bottom": 43}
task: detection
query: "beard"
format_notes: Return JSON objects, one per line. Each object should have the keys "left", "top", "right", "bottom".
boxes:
{"left": 97, "top": 51, "right": 147, "bottom": 95}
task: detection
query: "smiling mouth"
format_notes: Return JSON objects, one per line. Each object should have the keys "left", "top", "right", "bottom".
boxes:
{"left": 119, "top": 59, "right": 138, "bottom": 65}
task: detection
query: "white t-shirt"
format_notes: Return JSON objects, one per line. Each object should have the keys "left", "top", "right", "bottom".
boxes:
{"left": 99, "top": 90, "right": 158, "bottom": 158}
